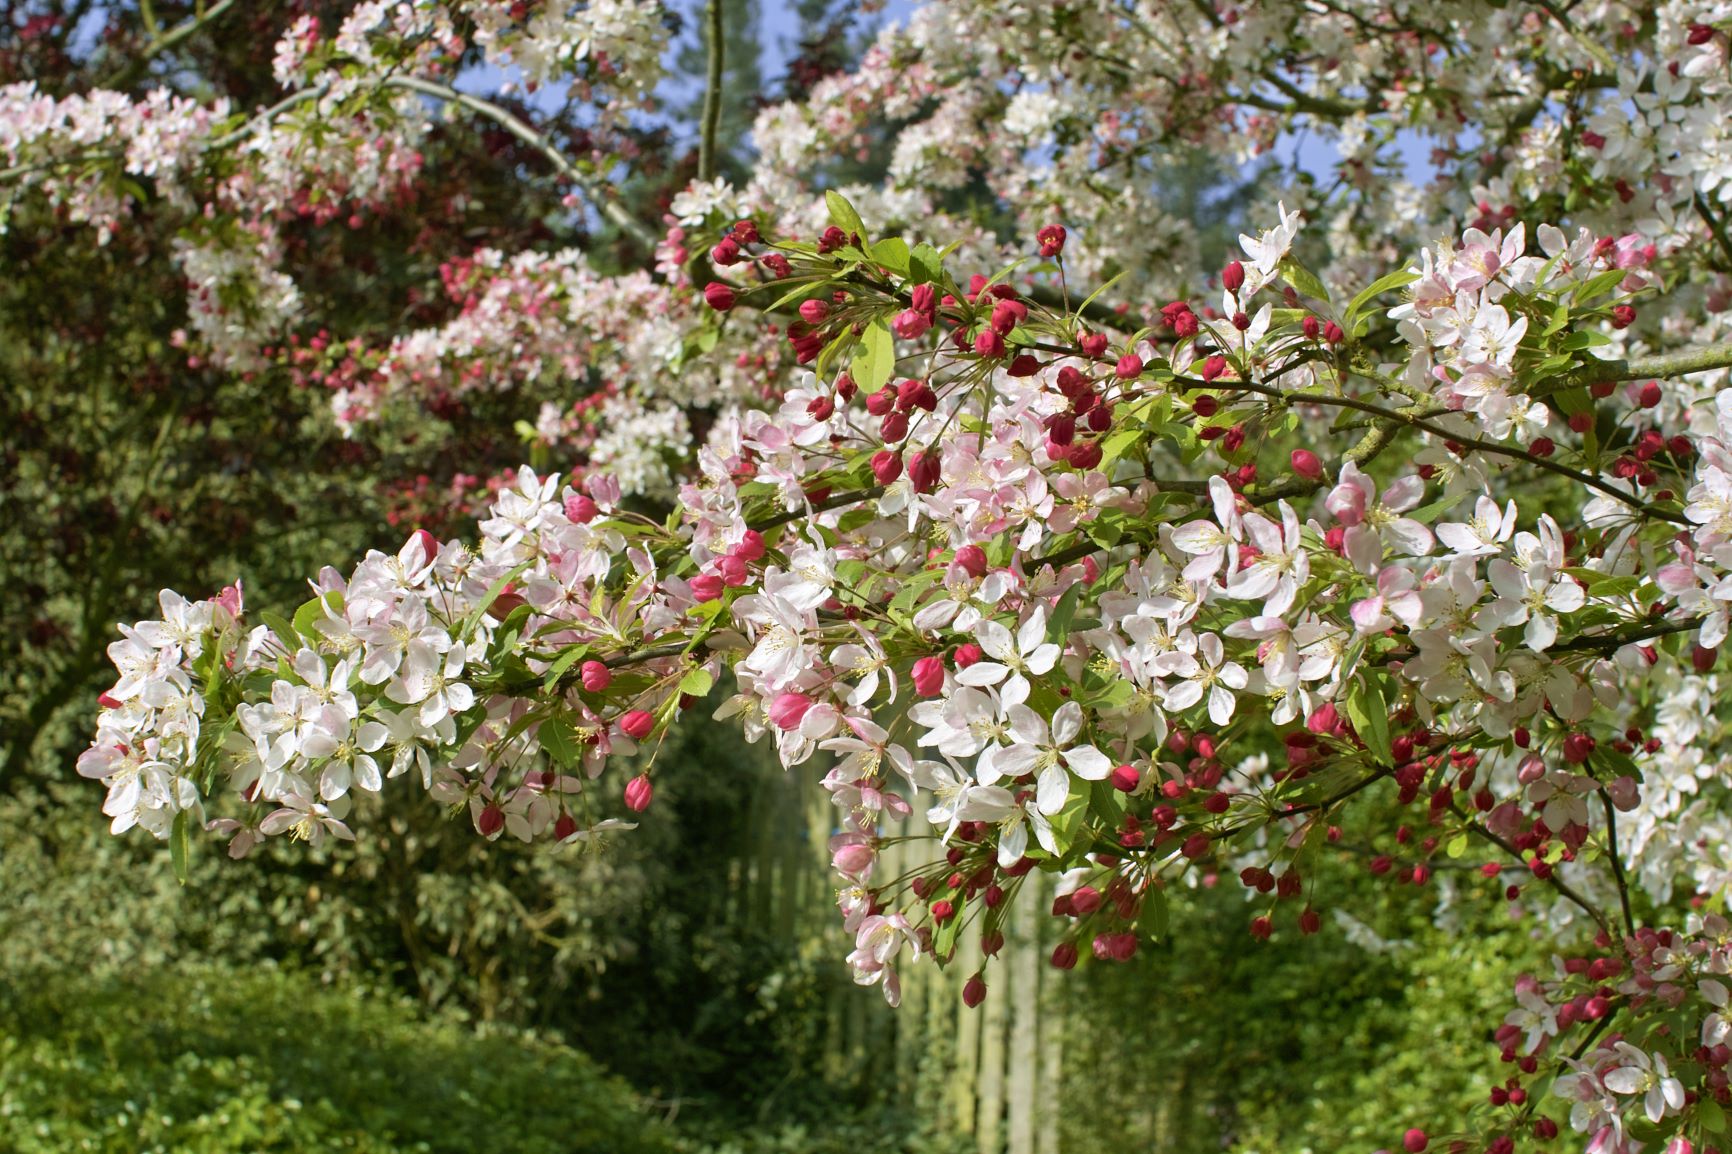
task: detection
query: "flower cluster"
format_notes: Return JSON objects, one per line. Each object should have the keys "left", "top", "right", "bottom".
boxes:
{"left": 38, "top": 3, "right": 1732, "bottom": 1150}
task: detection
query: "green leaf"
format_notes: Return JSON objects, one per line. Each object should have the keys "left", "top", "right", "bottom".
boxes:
{"left": 1702, "top": 1097, "right": 1727, "bottom": 1134}
{"left": 1280, "top": 258, "right": 1331, "bottom": 306}
{"left": 170, "top": 809, "right": 191, "bottom": 886}
{"left": 1343, "top": 673, "right": 1394, "bottom": 766}
{"left": 1572, "top": 267, "right": 1629, "bottom": 304}
{"left": 459, "top": 560, "right": 533, "bottom": 641}
{"left": 260, "top": 610, "right": 301, "bottom": 649}
{"left": 1070, "top": 271, "right": 1127, "bottom": 321}
{"left": 1048, "top": 581, "right": 1086, "bottom": 639}
{"left": 824, "top": 189, "right": 866, "bottom": 242}
{"left": 909, "top": 242, "right": 943, "bottom": 286}
{"left": 679, "top": 667, "right": 715, "bottom": 698}
{"left": 1342, "top": 268, "right": 1418, "bottom": 332}
{"left": 542, "top": 644, "right": 590, "bottom": 691}
{"left": 539, "top": 714, "right": 582, "bottom": 767}
{"left": 870, "top": 236, "right": 910, "bottom": 276}
{"left": 932, "top": 894, "right": 967, "bottom": 961}
{"left": 292, "top": 591, "right": 343, "bottom": 643}
{"left": 1143, "top": 884, "right": 1169, "bottom": 941}
{"left": 852, "top": 320, "right": 896, "bottom": 392}
{"left": 1405, "top": 493, "right": 1464, "bottom": 525}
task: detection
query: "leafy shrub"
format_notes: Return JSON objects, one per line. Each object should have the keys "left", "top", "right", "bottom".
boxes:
{"left": 0, "top": 963, "right": 674, "bottom": 1154}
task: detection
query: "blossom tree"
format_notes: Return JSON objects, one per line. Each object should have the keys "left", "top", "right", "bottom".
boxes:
{"left": 22, "top": 1, "right": 1732, "bottom": 1149}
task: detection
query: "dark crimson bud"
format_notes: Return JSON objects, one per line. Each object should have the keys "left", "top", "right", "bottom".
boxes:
{"left": 908, "top": 451, "right": 941, "bottom": 493}
{"left": 871, "top": 450, "right": 903, "bottom": 485}
{"left": 1222, "top": 260, "right": 1245, "bottom": 294}
{"left": 710, "top": 237, "right": 741, "bottom": 266}
{"left": 703, "top": 282, "right": 736, "bottom": 311}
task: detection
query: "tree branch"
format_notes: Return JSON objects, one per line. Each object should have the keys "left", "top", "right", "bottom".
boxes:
{"left": 697, "top": 0, "right": 725, "bottom": 183}
{"left": 386, "top": 76, "right": 661, "bottom": 252}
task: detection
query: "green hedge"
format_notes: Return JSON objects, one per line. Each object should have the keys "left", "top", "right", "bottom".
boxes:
{"left": 0, "top": 964, "right": 673, "bottom": 1154}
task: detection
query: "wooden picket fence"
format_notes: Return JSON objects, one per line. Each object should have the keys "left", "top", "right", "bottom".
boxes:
{"left": 727, "top": 757, "right": 1067, "bottom": 1154}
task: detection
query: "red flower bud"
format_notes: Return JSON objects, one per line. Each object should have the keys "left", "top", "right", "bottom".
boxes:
{"left": 1192, "top": 394, "right": 1219, "bottom": 417}
{"left": 798, "top": 299, "right": 830, "bottom": 325}
{"left": 1403, "top": 1128, "right": 1429, "bottom": 1153}
{"left": 1078, "top": 331, "right": 1109, "bottom": 358}
{"left": 689, "top": 573, "right": 724, "bottom": 601}
{"left": 710, "top": 237, "right": 741, "bottom": 266}
{"left": 893, "top": 308, "right": 929, "bottom": 340}
{"left": 871, "top": 449, "right": 904, "bottom": 485}
{"left": 912, "top": 655, "right": 946, "bottom": 696}
{"left": 1638, "top": 380, "right": 1662, "bottom": 408}
{"left": 954, "top": 544, "right": 988, "bottom": 577}
{"left": 953, "top": 643, "right": 984, "bottom": 668}
{"left": 897, "top": 377, "right": 937, "bottom": 411}
{"left": 734, "top": 530, "right": 766, "bottom": 561}
{"left": 620, "top": 710, "right": 655, "bottom": 740}
{"left": 1200, "top": 354, "right": 1228, "bottom": 382}
{"left": 908, "top": 451, "right": 941, "bottom": 493}
{"left": 1290, "top": 449, "right": 1323, "bottom": 480}
{"left": 1222, "top": 260, "right": 1245, "bottom": 294}
{"left": 1115, "top": 353, "right": 1143, "bottom": 380}
{"left": 962, "top": 974, "right": 987, "bottom": 1007}
{"left": 703, "top": 282, "right": 736, "bottom": 311}
{"left": 477, "top": 804, "right": 505, "bottom": 838}
{"left": 580, "top": 660, "right": 612, "bottom": 693}
{"left": 1068, "top": 440, "right": 1102, "bottom": 469}
{"left": 1563, "top": 733, "right": 1597, "bottom": 763}
{"left": 1110, "top": 764, "right": 1140, "bottom": 793}
{"left": 973, "top": 329, "right": 1005, "bottom": 358}
{"left": 624, "top": 775, "right": 654, "bottom": 812}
